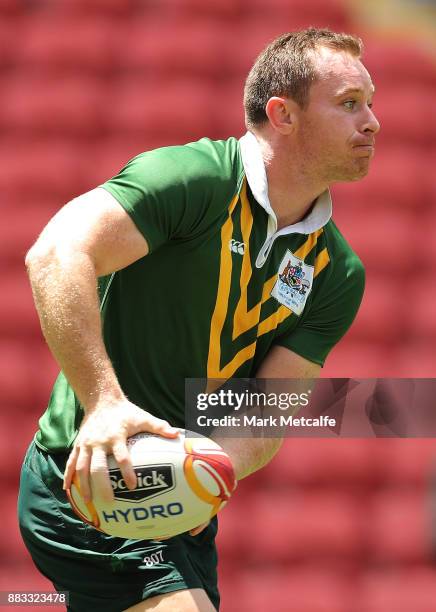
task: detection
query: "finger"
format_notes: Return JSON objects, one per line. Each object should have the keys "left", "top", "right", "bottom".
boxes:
{"left": 189, "top": 521, "right": 210, "bottom": 537}
{"left": 90, "top": 447, "right": 113, "bottom": 503}
{"left": 145, "top": 417, "right": 180, "bottom": 438}
{"left": 112, "top": 441, "right": 136, "bottom": 491}
{"left": 63, "top": 445, "right": 79, "bottom": 491}
{"left": 74, "top": 445, "right": 93, "bottom": 503}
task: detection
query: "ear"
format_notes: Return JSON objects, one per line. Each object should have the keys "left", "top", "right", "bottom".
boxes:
{"left": 265, "top": 97, "right": 296, "bottom": 134}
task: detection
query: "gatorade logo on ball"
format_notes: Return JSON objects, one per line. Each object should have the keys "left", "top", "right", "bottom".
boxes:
{"left": 110, "top": 464, "right": 175, "bottom": 502}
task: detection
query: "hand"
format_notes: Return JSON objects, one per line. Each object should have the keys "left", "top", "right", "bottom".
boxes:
{"left": 63, "top": 400, "right": 179, "bottom": 503}
{"left": 189, "top": 521, "right": 210, "bottom": 537}
{"left": 153, "top": 521, "right": 210, "bottom": 542}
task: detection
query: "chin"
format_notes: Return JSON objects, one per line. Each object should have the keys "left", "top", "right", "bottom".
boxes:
{"left": 329, "top": 159, "right": 372, "bottom": 183}
{"left": 346, "top": 161, "right": 371, "bottom": 181}
{"left": 350, "top": 169, "right": 369, "bottom": 181}
{"left": 334, "top": 168, "right": 369, "bottom": 183}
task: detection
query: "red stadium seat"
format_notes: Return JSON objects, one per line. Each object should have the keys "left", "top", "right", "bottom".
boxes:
{"left": 234, "top": 565, "right": 356, "bottom": 612}
{"left": 105, "top": 80, "right": 215, "bottom": 142}
{"left": 418, "top": 218, "right": 436, "bottom": 270}
{"left": 0, "top": 273, "right": 40, "bottom": 339}
{"left": 360, "top": 567, "right": 436, "bottom": 612}
{"left": 0, "top": 341, "right": 36, "bottom": 412}
{"left": 116, "top": 18, "right": 228, "bottom": 79}
{"left": 0, "top": 341, "right": 58, "bottom": 413}
{"left": 217, "top": 491, "right": 257, "bottom": 559}
{"left": 245, "top": 490, "right": 365, "bottom": 562}
{"left": 15, "top": 14, "right": 118, "bottom": 76}
{"left": 240, "top": 0, "right": 350, "bottom": 31}
{"left": 0, "top": 559, "right": 63, "bottom": 611}
{"left": 407, "top": 275, "right": 436, "bottom": 341}
{"left": 260, "top": 439, "right": 376, "bottom": 487}
{"left": 0, "top": 75, "right": 105, "bottom": 138}
{"left": 0, "top": 494, "right": 33, "bottom": 563}
{"left": 59, "top": 0, "right": 136, "bottom": 16}
{"left": 210, "top": 80, "right": 247, "bottom": 140}
{"left": 396, "top": 341, "right": 436, "bottom": 377}
{"left": 332, "top": 146, "right": 430, "bottom": 213}
{"left": 0, "top": 0, "right": 22, "bottom": 15}
{"left": 0, "top": 411, "right": 38, "bottom": 482}
{"left": 372, "top": 440, "right": 436, "bottom": 487}
{"left": 79, "top": 138, "right": 161, "bottom": 187}
{"left": 332, "top": 207, "right": 414, "bottom": 275}
{"left": 368, "top": 489, "right": 431, "bottom": 564}
{"left": 156, "top": 0, "right": 243, "bottom": 20}
{"left": 217, "top": 564, "right": 246, "bottom": 612}
{"left": 0, "top": 140, "right": 85, "bottom": 200}
{"left": 322, "top": 340, "right": 402, "bottom": 378}
{"left": 363, "top": 41, "right": 436, "bottom": 88}
{"left": 372, "top": 87, "right": 436, "bottom": 147}
{"left": 349, "top": 275, "right": 404, "bottom": 343}
{"left": 0, "top": 18, "right": 18, "bottom": 71}
{"left": 0, "top": 203, "right": 57, "bottom": 264}
{"left": 216, "top": 18, "right": 299, "bottom": 76}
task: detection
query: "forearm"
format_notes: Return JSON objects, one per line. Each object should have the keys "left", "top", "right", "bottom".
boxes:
{"left": 26, "top": 246, "right": 123, "bottom": 413}
{"left": 213, "top": 435, "right": 283, "bottom": 480}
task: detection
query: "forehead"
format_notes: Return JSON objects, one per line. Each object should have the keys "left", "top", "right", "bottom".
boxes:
{"left": 310, "top": 46, "right": 374, "bottom": 95}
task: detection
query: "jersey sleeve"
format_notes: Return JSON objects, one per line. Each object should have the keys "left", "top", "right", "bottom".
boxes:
{"left": 99, "top": 139, "right": 239, "bottom": 253}
{"left": 275, "top": 253, "right": 365, "bottom": 367}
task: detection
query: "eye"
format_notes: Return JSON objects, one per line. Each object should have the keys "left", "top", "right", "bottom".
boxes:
{"left": 343, "top": 100, "right": 356, "bottom": 110}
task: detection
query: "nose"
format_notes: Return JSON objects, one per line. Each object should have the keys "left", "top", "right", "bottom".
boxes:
{"left": 363, "top": 106, "right": 381, "bottom": 135}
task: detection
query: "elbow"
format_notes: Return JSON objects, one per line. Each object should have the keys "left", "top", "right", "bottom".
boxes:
{"left": 25, "top": 234, "right": 64, "bottom": 282}
{"left": 25, "top": 245, "right": 39, "bottom": 271}
{"left": 261, "top": 436, "right": 284, "bottom": 464}
{"left": 25, "top": 241, "right": 52, "bottom": 274}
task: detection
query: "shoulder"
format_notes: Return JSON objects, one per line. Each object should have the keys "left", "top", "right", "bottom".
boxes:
{"left": 323, "top": 219, "right": 365, "bottom": 280}
{"left": 126, "top": 136, "right": 243, "bottom": 186}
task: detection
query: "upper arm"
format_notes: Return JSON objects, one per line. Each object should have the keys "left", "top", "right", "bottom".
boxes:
{"left": 27, "top": 187, "right": 149, "bottom": 276}
{"left": 257, "top": 345, "right": 321, "bottom": 379}
{"left": 28, "top": 140, "right": 239, "bottom": 277}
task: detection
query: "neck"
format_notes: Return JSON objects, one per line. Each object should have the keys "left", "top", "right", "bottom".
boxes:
{"left": 254, "top": 131, "right": 328, "bottom": 230}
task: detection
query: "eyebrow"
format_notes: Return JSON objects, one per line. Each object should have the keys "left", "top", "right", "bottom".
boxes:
{"left": 336, "top": 86, "right": 376, "bottom": 97}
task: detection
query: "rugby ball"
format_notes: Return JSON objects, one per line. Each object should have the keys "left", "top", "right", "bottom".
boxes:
{"left": 67, "top": 430, "right": 236, "bottom": 540}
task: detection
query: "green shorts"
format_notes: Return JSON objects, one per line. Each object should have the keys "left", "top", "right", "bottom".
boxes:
{"left": 18, "top": 441, "right": 219, "bottom": 612}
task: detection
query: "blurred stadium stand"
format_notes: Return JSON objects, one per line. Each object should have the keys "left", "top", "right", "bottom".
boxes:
{"left": 1, "top": 0, "right": 436, "bottom": 610}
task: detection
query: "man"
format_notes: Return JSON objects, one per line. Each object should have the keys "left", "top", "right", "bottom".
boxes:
{"left": 18, "top": 27, "right": 380, "bottom": 612}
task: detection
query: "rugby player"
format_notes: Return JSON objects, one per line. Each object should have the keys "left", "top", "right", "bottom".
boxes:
{"left": 18, "top": 28, "right": 380, "bottom": 611}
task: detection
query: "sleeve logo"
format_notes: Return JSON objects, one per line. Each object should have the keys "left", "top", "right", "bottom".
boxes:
{"left": 228, "top": 239, "right": 245, "bottom": 255}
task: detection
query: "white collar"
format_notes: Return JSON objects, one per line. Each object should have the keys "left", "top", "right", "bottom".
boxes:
{"left": 239, "top": 131, "right": 332, "bottom": 267}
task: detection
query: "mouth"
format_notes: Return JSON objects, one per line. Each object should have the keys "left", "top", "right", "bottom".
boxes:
{"left": 353, "top": 144, "right": 375, "bottom": 150}
{"left": 353, "top": 144, "right": 375, "bottom": 157}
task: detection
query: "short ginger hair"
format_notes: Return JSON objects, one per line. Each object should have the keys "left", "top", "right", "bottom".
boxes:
{"left": 243, "top": 27, "right": 363, "bottom": 129}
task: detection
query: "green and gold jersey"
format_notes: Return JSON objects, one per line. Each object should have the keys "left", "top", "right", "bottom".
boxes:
{"left": 35, "top": 133, "right": 365, "bottom": 452}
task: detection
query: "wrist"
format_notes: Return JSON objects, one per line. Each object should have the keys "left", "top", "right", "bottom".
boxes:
{"left": 82, "top": 387, "right": 127, "bottom": 414}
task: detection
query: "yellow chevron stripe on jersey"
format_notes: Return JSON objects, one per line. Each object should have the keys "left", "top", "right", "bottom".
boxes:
{"left": 232, "top": 180, "right": 258, "bottom": 340}
{"left": 207, "top": 190, "right": 240, "bottom": 380}
{"left": 233, "top": 223, "right": 324, "bottom": 340}
{"left": 257, "top": 305, "right": 291, "bottom": 338}
{"left": 207, "top": 189, "right": 329, "bottom": 379}
{"left": 232, "top": 192, "right": 324, "bottom": 338}
{"left": 314, "top": 247, "right": 330, "bottom": 275}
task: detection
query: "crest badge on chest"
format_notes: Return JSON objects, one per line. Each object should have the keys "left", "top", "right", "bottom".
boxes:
{"left": 271, "top": 249, "right": 314, "bottom": 315}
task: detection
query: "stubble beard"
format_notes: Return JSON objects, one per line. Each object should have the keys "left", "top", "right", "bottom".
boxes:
{"left": 323, "top": 154, "right": 372, "bottom": 183}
